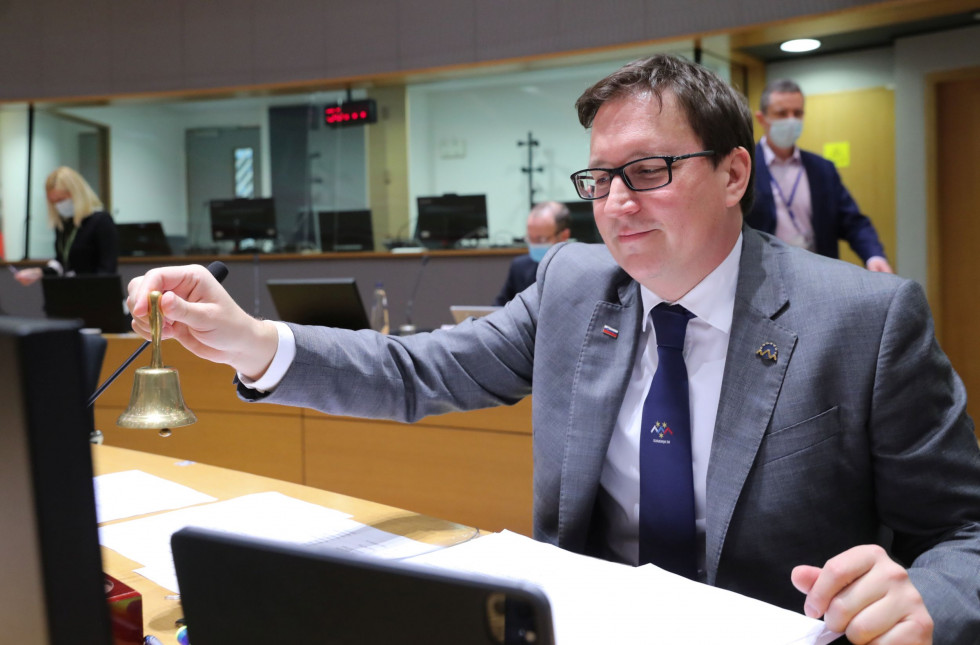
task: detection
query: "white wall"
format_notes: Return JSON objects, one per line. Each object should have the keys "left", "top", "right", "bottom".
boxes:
{"left": 406, "top": 48, "right": 698, "bottom": 243}
{"left": 0, "top": 108, "right": 30, "bottom": 260}
{"left": 893, "top": 24, "right": 980, "bottom": 289}
{"left": 766, "top": 47, "right": 895, "bottom": 96}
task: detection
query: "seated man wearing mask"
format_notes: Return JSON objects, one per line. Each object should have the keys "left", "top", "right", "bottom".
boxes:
{"left": 493, "top": 201, "right": 570, "bottom": 305}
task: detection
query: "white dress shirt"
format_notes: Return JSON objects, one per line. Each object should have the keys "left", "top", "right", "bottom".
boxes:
{"left": 761, "top": 136, "right": 814, "bottom": 251}
{"left": 595, "top": 234, "right": 741, "bottom": 576}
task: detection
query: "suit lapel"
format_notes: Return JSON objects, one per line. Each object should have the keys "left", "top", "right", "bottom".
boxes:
{"left": 558, "top": 276, "right": 642, "bottom": 549}
{"left": 704, "top": 230, "right": 797, "bottom": 584}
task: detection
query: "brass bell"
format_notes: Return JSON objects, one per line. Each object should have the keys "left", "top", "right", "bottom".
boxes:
{"left": 117, "top": 290, "right": 197, "bottom": 430}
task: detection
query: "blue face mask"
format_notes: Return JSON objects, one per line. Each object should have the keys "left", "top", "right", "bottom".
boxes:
{"left": 528, "top": 243, "right": 550, "bottom": 262}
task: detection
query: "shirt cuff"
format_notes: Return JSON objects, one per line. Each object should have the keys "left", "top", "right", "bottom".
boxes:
{"left": 237, "top": 321, "right": 296, "bottom": 393}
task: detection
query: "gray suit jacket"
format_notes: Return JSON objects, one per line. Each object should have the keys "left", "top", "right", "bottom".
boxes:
{"left": 249, "top": 228, "right": 980, "bottom": 643}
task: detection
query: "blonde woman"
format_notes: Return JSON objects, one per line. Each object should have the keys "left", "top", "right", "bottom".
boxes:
{"left": 14, "top": 166, "right": 118, "bottom": 285}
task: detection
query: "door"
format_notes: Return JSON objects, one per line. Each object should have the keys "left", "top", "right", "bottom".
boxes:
{"left": 935, "top": 73, "right": 980, "bottom": 437}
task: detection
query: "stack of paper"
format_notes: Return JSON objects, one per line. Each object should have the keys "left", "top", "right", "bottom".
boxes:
{"left": 409, "top": 530, "right": 840, "bottom": 645}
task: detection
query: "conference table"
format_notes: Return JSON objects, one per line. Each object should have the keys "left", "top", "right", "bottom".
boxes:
{"left": 94, "top": 445, "right": 481, "bottom": 645}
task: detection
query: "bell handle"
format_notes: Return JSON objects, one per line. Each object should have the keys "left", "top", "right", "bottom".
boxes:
{"left": 149, "top": 290, "right": 163, "bottom": 369}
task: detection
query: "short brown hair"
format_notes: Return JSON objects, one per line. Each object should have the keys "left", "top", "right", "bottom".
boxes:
{"left": 575, "top": 54, "right": 755, "bottom": 213}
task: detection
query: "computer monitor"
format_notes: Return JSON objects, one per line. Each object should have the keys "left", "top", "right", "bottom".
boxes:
{"left": 266, "top": 278, "right": 371, "bottom": 330}
{"left": 210, "top": 198, "right": 277, "bottom": 251}
{"left": 415, "top": 194, "right": 488, "bottom": 249}
{"left": 41, "top": 274, "right": 130, "bottom": 333}
{"left": 0, "top": 316, "right": 113, "bottom": 644}
{"left": 563, "top": 201, "right": 602, "bottom": 244}
{"left": 318, "top": 209, "right": 374, "bottom": 252}
{"left": 116, "top": 222, "right": 172, "bottom": 257}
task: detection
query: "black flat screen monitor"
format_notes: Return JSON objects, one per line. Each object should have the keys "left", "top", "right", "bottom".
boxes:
{"left": 0, "top": 316, "right": 113, "bottom": 644}
{"left": 210, "top": 198, "right": 277, "bottom": 250}
{"left": 172, "top": 526, "right": 555, "bottom": 645}
{"left": 116, "top": 222, "right": 173, "bottom": 257}
{"left": 318, "top": 209, "right": 374, "bottom": 252}
{"left": 563, "top": 201, "right": 602, "bottom": 244}
{"left": 415, "top": 194, "right": 488, "bottom": 249}
{"left": 41, "top": 274, "right": 130, "bottom": 333}
{"left": 266, "top": 278, "right": 370, "bottom": 330}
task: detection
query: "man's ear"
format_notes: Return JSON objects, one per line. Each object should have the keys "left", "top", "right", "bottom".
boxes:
{"left": 724, "top": 146, "right": 752, "bottom": 208}
{"left": 754, "top": 110, "right": 767, "bottom": 127}
{"left": 558, "top": 229, "right": 571, "bottom": 242}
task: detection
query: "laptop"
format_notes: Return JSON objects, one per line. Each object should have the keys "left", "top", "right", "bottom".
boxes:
{"left": 450, "top": 305, "right": 502, "bottom": 324}
{"left": 41, "top": 275, "right": 130, "bottom": 333}
{"left": 116, "top": 222, "right": 172, "bottom": 256}
{"left": 172, "top": 527, "right": 555, "bottom": 645}
{"left": 266, "top": 277, "right": 370, "bottom": 330}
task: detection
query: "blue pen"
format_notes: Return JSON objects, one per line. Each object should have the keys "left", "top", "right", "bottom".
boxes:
{"left": 144, "top": 636, "right": 164, "bottom": 645}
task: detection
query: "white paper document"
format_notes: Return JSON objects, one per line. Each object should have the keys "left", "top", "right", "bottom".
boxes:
{"left": 93, "top": 469, "right": 217, "bottom": 523}
{"left": 98, "top": 491, "right": 437, "bottom": 592}
{"left": 409, "top": 530, "right": 841, "bottom": 645}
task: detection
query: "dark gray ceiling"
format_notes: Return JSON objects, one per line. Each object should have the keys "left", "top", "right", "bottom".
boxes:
{"left": 737, "top": 10, "right": 980, "bottom": 62}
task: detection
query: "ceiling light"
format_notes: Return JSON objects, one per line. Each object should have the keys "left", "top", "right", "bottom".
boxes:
{"left": 780, "top": 38, "right": 821, "bottom": 53}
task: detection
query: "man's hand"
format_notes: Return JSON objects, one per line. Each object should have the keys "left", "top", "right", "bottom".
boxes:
{"left": 14, "top": 267, "right": 43, "bottom": 285}
{"left": 792, "top": 544, "right": 933, "bottom": 644}
{"left": 865, "top": 256, "right": 893, "bottom": 273}
{"left": 127, "top": 264, "right": 279, "bottom": 380}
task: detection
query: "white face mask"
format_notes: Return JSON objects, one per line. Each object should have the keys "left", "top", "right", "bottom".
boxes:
{"left": 768, "top": 117, "right": 803, "bottom": 149}
{"left": 54, "top": 198, "right": 74, "bottom": 218}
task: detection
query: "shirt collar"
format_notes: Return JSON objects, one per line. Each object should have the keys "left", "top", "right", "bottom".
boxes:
{"left": 640, "top": 232, "right": 742, "bottom": 335}
{"left": 761, "top": 136, "right": 802, "bottom": 167}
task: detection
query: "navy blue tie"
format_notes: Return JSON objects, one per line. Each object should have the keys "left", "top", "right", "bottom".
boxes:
{"left": 639, "top": 303, "right": 697, "bottom": 578}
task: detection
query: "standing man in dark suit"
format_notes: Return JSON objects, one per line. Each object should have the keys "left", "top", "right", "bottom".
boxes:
{"left": 127, "top": 55, "right": 979, "bottom": 644}
{"left": 493, "top": 201, "right": 570, "bottom": 305}
{"left": 746, "top": 79, "right": 893, "bottom": 273}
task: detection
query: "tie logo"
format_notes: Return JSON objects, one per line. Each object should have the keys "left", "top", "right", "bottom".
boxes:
{"left": 756, "top": 341, "right": 778, "bottom": 362}
{"left": 650, "top": 420, "right": 673, "bottom": 445}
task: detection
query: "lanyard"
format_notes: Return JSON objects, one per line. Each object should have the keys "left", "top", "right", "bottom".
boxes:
{"left": 769, "top": 167, "right": 806, "bottom": 235}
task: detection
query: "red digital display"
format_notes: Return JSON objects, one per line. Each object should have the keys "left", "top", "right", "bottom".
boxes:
{"left": 324, "top": 99, "right": 377, "bottom": 127}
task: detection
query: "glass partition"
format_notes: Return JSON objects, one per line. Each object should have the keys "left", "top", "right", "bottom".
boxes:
{"left": 0, "top": 40, "right": 742, "bottom": 261}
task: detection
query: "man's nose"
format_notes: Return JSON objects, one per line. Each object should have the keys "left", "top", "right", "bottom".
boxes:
{"left": 604, "top": 175, "right": 638, "bottom": 214}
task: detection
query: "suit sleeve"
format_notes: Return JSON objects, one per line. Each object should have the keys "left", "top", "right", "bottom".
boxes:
{"left": 828, "top": 167, "right": 887, "bottom": 262}
{"left": 870, "top": 279, "right": 980, "bottom": 643}
{"left": 245, "top": 284, "right": 539, "bottom": 422}
{"left": 493, "top": 259, "right": 520, "bottom": 306}
{"left": 93, "top": 212, "right": 119, "bottom": 274}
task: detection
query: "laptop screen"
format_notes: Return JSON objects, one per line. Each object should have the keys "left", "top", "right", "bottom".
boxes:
{"left": 266, "top": 278, "right": 370, "bottom": 330}
{"left": 172, "top": 527, "right": 554, "bottom": 645}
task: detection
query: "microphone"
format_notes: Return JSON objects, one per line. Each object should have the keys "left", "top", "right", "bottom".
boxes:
{"left": 399, "top": 254, "right": 430, "bottom": 335}
{"left": 86, "top": 261, "right": 229, "bottom": 407}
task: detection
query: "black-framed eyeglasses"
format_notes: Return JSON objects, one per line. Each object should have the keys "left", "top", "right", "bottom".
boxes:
{"left": 569, "top": 151, "right": 715, "bottom": 200}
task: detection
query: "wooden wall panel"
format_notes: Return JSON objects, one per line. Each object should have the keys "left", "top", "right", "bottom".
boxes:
{"left": 304, "top": 415, "right": 534, "bottom": 536}
{"left": 96, "top": 408, "right": 305, "bottom": 483}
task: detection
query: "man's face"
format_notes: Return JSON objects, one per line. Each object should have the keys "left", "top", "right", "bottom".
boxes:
{"left": 526, "top": 216, "right": 559, "bottom": 245}
{"left": 589, "top": 91, "right": 745, "bottom": 300}
{"left": 757, "top": 91, "right": 805, "bottom": 134}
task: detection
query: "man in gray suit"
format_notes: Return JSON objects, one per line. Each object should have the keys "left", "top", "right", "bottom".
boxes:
{"left": 129, "top": 55, "right": 979, "bottom": 644}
